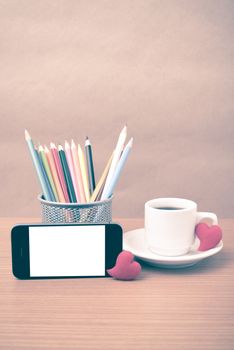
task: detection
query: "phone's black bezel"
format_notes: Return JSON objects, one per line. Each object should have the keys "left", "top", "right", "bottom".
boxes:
{"left": 11, "top": 223, "right": 122, "bottom": 279}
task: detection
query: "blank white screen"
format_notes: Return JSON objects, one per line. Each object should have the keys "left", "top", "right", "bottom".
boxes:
{"left": 29, "top": 225, "right": 105, "bottom": 277}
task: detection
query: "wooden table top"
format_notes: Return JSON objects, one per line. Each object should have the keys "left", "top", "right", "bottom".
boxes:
{"left": 1, "top": 217, "right": 234, "bottom": 350}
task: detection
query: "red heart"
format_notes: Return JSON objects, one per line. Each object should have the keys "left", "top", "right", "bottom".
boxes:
{"left": 195, "top": 223, "right": 222, "bottom": 251}
{"left": 107, "top": 251, "right": 141, "bottom": 281}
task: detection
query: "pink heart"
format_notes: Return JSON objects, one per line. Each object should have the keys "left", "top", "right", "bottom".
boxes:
{"left": 107, "top": 251, "right": 141, "bottom": 281}
{"left": 195, "top": 223, "right": 222, "bottom": 251}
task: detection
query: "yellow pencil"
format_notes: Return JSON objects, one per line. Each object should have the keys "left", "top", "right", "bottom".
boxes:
{"left": 44, "top": 146, "right": 66, "bottom": 203}
{"left": 39, "top": 145, "right": 59, "bottom": 202}
{"left": 90, "top": 153, "right": 113, "bottom": 202}
{"left": 78, "top": 144, "right": 90, "bottom": 202}
{"left": 71, "top": 140, "right": 86, "bottom": 203}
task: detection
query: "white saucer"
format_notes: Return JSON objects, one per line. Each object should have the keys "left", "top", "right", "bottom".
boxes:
{"left": 123, "top": 228, "right": 223, "bottom": 268}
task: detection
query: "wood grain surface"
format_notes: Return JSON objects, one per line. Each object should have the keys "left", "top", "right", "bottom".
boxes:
{"left": 0, "top": 218, "right": 233, "bottom": 350}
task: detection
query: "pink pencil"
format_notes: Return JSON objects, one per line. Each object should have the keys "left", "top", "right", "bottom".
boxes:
{"left": 65, "top": 141, "right": 80, "bottom": 203}
{"left": 50, "top": 142, "right": 69, "bottom": 202}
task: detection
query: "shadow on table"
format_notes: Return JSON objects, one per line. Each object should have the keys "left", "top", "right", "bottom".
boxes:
{"left": 137, "top": 249, "right": 232, "bottom": 277}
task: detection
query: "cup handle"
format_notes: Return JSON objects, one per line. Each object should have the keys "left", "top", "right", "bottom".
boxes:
{"left": 196, "top": 212, "right": 218, "bottom": 225}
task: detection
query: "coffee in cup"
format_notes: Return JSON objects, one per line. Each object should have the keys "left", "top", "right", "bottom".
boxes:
{"left": 145, "top": 198, "right": 218, "bottom": 256}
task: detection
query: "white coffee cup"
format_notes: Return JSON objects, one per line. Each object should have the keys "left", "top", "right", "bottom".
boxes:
{"left": 145, "top": 198, "right": 218, "bottom": 256}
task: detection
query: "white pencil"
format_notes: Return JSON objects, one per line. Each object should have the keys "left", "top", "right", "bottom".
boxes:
{"left": 101, "top": 138, "right": 133, "bottom": 200}
{"left": 101, "top": 126, "right": 127, "bottom": 199}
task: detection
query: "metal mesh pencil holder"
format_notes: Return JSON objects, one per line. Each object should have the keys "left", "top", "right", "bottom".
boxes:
{"left": 38, "top": 195, "right": 113, "bottom": 224}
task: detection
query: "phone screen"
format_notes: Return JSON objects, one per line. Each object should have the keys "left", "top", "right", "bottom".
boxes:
{"left": 29, "top": 225, "right": 105, "bottom": 277}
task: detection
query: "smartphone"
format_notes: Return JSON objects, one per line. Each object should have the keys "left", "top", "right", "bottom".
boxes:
{"left": 11, "top": 223, "right": 122, "bottom": 279}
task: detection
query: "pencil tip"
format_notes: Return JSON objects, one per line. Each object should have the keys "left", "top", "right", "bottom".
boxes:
{"left": 71, "top": 139, "right": 76, "bottom": 147}
{"left": 122, "top": 125, "right": 127, "bottom": 134}
{"left": 50, "top": 142, "right": 56, "bottom": 148}
{"left": 85, "top": 137, "right": 91, "bottom": 146}
{"left": 65, "top": 140, "right": 70, "bottom": 148}
{"left": 24, "top": 129, "right": 30, "bottom": 140}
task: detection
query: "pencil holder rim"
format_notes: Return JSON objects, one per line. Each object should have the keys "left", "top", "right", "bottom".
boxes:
{"left": 38, "top": 194, "right": 113, "bottom": 208}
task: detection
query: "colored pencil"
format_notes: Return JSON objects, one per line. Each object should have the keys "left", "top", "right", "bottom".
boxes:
{"left": 71, "top": 139, "right": 86, "bottom": 203}
{"left": 44, "top": 146, "right": 66, "bottom": 203}
{"left": 65, "top": 141, "right": 80, "bottom": 202}
{"left": 58, "top": 145, "right": 77, "bottom": 203}
{"left": 90, "top": 152, "right": 113, "bottom": 202}
{"left": 85, "top": 137, "right": 96, "bottom": 194}
{"left": 50, "top": 143, "right": 69, "bottom": 202}
{"left": 101, "top": 126, "right": 127, "bottom": 199}
{"left": 35, "top": 146, "right": 55, "bottom": 201}
{"left": 96, "top": 180, "right": 106, "bottom": 201}
{"left": 39, "top": 145, "right": 59, "bottom": 202}
{"left": 101, "top": 138, "right": 133, "bottom": 200}
{"left": 24, "top": 130, "right": 52, "bottom": 201}
{"left": 78, "top": 144, "right": 90, "bottom": 202}
{"left": 25, "top": 126, "right": 133, "bottom": 204}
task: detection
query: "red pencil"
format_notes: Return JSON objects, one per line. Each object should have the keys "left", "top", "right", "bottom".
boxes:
{"left": 50, "top": 142, "right": 69, "bottom": 202}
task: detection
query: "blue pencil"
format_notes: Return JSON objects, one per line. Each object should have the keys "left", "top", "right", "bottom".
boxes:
{"left": 58, "top": 145, "right": 77, "bottom": 203}
{"left": 25, "top": 130, "right": 52, "bottom": 201}
{"left": 101, "top": 138, "right": 133, "bottom": 199}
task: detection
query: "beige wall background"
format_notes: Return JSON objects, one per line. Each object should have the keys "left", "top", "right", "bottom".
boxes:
{"left": 0, "top": 0, "right": 233, "bottom": 218}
